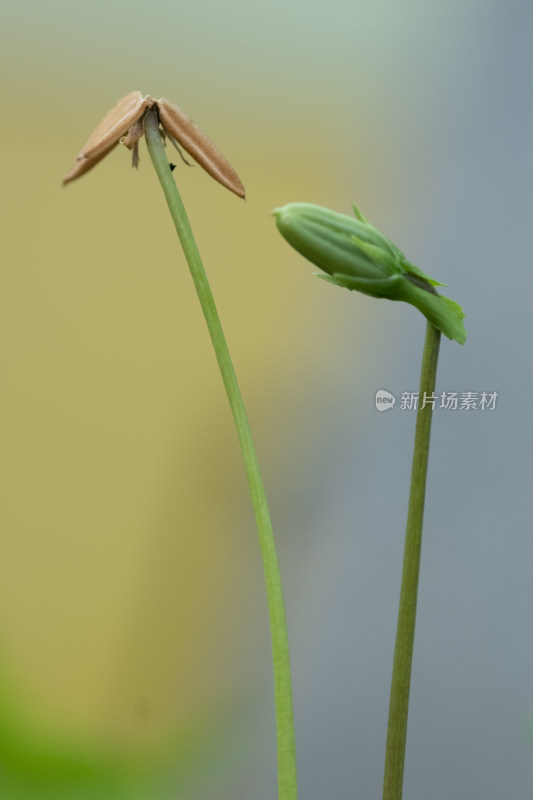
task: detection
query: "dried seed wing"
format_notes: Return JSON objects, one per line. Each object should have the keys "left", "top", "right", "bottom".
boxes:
{"left": 81, "top": 92, "right": 154, "bottom": 159}
{"left": 63, "top": 92, "right": 155, "bottom": 184}
{"left": 157, "top": 98, "right": 245, "bottom": 198}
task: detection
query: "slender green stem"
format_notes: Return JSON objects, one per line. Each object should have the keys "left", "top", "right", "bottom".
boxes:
{"left": 143, "top": 109, "right": 298, "bottom": 800}
{"left": 383, "top": 321, "right": 441, "bottom": 800}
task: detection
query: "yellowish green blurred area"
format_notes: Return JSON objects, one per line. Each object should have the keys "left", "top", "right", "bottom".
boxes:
{"left": 0, "top": 99, "right": 336, "bottom": 792}
{"left": 1, "top": 2, "right": 361, "bottom": 795}
{"left": 2, "top": 88, "right": 327, "bottom": 735}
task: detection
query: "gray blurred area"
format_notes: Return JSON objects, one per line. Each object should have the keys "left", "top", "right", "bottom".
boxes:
{"left": 274, "top": 2, "right": 533, "bottom": 798}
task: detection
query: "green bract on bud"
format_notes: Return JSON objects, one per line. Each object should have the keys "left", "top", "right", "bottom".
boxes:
{"left": 273, "top": 202, "right": 466, "bottom": 344}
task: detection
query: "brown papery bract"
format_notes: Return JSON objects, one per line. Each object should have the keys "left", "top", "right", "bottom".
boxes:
{"left": 62, "top": 92, "right": 245, "bottom": 198}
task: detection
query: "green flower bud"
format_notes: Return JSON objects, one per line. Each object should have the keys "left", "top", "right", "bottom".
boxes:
{"left": 273, "top": 202, "right": 466, "bottom": 344}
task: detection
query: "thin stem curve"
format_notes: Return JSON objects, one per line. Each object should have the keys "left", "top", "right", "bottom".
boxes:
{"left": 143, "top": 109, "right": 298, "bottom": 800}
{"left": 383, "top": 321, "right": 441, "bottom": 800}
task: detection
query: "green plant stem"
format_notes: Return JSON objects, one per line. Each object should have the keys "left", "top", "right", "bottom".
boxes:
{"left": 383, "top": 321, "right": 441, "bottom": 800}
{"left": 143, "top": 109, "right": 298, "bottom": 800}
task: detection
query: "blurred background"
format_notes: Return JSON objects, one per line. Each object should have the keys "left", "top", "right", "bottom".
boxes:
{"left": 1, "top": 0, "right": 532, "bottom": 797}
